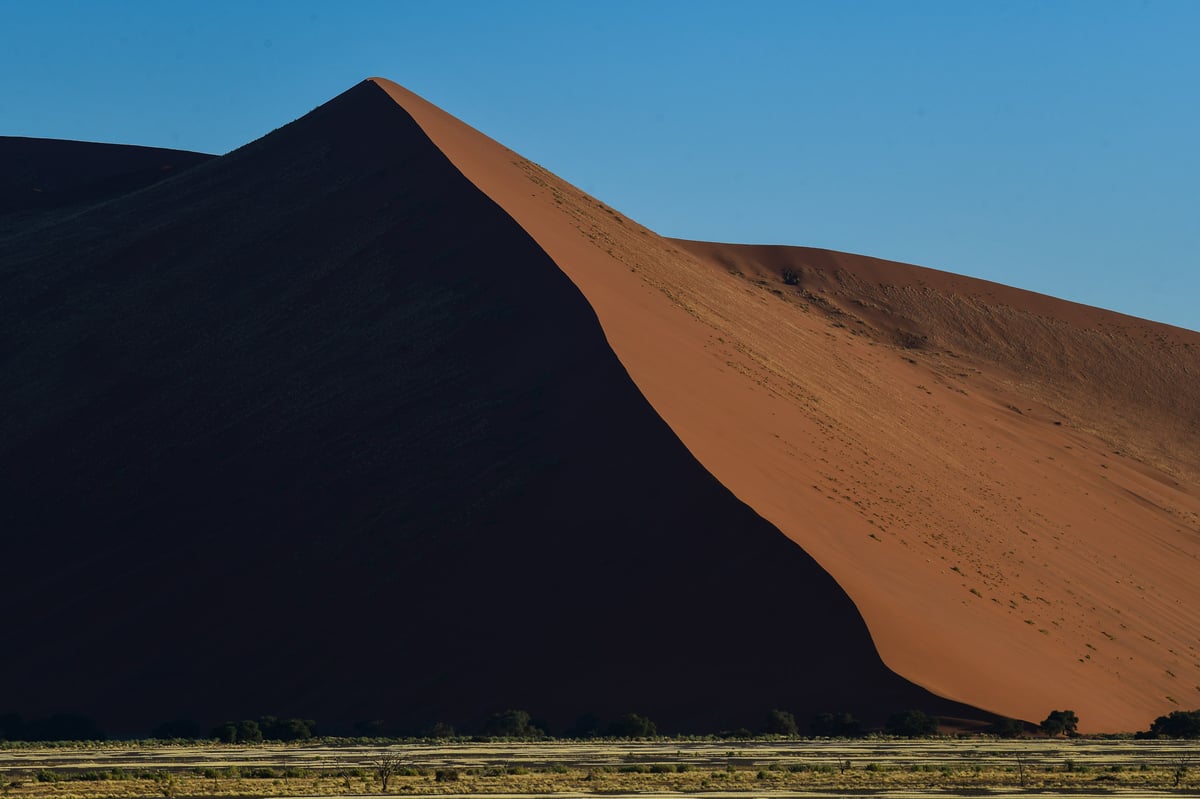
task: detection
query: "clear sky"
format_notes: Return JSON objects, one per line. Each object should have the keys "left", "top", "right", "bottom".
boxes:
{"left": 3, "top": 0, "right": 1197, "bottom": 331}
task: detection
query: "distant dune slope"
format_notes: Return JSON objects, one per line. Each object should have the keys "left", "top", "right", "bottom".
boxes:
{"left": 373, "top": 78, "right": 1200, "bottom": 731}
{"left": 0, "top": 82, "right": 977, "bottom": 734}
{"left": 0, "top": 136, "right": 212, "bottom": 217}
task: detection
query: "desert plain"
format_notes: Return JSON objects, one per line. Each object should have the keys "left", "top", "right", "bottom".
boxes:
{"left": 3, "top": 737, "right": 1200, "bottom": 798}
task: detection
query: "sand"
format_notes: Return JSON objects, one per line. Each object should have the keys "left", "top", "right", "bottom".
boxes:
{"left": 370, "top": 78, "right": 1200, "bottom": 732}
{"left": 0, "top": 82, "right": 971, "bottom": 734}
{"left": 4, "top": 76, "right": 1195, "bottom": 734}
{"left": 0, "top": 136, "right": 212, "bottom": 216}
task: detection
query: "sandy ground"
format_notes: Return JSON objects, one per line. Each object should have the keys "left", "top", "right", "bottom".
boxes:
{"left": 5, "top": 738, "right": 1200, "bottom": 771}
{"left": 370, "top": 78, "right": 1200, "bottom": 732}
{"left": 3, "top": 739, "right": 1199, "bottom": 798}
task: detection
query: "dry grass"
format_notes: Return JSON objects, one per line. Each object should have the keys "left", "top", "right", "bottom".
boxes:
{"left": 1, "top": 739, "right": 1197, "bottom": 797}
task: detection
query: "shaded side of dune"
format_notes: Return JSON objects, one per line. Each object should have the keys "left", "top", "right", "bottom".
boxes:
{"left": 0, "top": 137, "right": 213, "bottom": 219}
{"left": 368, "top": 77, "right": 1200, "bottom": 732}
{"left": 0, "top": 84, "right": 982, "bottom": 735}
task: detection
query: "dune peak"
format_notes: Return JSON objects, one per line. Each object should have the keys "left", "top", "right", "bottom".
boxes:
{"left": 359, "top": 77, "right": 1200, "bottom": 732}
{"left": 3, "top": 77, "right": 1197, "bottom": 736}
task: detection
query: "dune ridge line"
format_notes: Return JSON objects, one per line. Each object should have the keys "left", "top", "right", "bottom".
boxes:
{"left": 368, "top": 77, "right": 1200, "bottom": 732}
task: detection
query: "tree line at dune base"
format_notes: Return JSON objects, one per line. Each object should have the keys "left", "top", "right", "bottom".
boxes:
{"left": 5, "top": 707, "right": 1200, "bottom": 744}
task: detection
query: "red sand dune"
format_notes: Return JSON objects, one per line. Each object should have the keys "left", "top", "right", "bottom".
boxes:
{"left": 372, "top": 78, "right": 1200, "bottom": 732}
{"left": 0, "top": 81, "right": 982, "bottom": 735}
{"left": 2, "top": 78, "right": 1196, "bottom": 735}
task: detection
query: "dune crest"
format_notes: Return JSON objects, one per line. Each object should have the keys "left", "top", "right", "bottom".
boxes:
{"left": 1, "top": 80, "right": 978, "bottom": 734}
{"left": 371, "top": 78, "right": 1200, "bottom": 731}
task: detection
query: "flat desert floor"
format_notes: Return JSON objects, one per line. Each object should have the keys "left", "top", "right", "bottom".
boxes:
{"left": 2, "top": 739, "right": 1198, "bottom": 798}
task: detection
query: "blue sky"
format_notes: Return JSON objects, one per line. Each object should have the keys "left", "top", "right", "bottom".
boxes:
{"left": 3, "top": 1, "right": 1197, "bottom": 331}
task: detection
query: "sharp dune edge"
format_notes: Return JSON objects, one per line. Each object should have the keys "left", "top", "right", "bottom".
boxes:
{"left": 1, "top": 77, "right": 1196, "bottom": 734}
{"left": 368, "top": 78, "right": 1200, "bottom": 732}
{"left": 1, "top": 79, "right": 981, "bottom": 734}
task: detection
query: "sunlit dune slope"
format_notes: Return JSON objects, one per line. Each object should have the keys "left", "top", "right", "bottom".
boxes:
{"left": 373, "top": 78, "right": 1200, "bottom": 731}
{"left": 0, "top": 82, "right": 979, "bottom": 734}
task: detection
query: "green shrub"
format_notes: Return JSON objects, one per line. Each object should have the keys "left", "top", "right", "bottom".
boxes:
{"left": 209, "top": 716, "right": 313, "bottom": 742}
{"left": 810, "top": 711, "right": 863, "bottom": 737}
{"left": 886, "top": 709, "right": 938, "bottom": 737}
{"left": 209, "top": 719, "right": 263, "bottom": 743}
{"left": 988, "top": 716, "right": 1026, "bottom": 737}
{"left": 1040, "top": 709, "right": 1079, "bottom": 737}
{"left": 763, "top": 708, "right": 798, "bottom": 736}
{"left": 260, "top": 717, "right": 316, "bottom": 741}
{"left": 235, "top": 719, "right": 263, "bottom": 742}
{"left": 607, "top": 713, "right": 657, "bottom": 738}
{"left": 210, "top": 723, "right": 237, "bottom": 743}
{"left": 1146, "top": 709, "right": 1200, "bottom": 738}
{"left": 482, "top": 709, "right": 543, "bottom": 738}
{"left": 425, "top": 721, "right": 456, "bottom": 738}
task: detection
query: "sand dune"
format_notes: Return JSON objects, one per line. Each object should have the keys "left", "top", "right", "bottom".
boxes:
{"left": 0, "top": 82, "right": 979, "bottom": 734}
{"left": 2, "top": 76, "right": 1194, "bottom": 734}
{"left": 0, "top": 136, "right": 212, "bottom": 217}
{"left": 371, "top": 78, "right": 1200, "bottom": 731}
